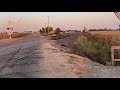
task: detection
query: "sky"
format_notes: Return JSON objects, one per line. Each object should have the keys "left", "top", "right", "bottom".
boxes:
{"left": 0, "top": 12, "right": 120, "bottom": 32}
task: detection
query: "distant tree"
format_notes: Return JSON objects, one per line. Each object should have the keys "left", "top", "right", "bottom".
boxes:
{"left": 45, "top": 26, "right": 53, "bottom": 33}
{"left": 40, "top": 27, "right": 54, "bottom": 35}
{"left": 83, "top": 30, "right": 85, "bottom": 32}
{"left": 42, "top": 28, "right": 46, "bottom": 33}
{"left": 104, "top": 28, "right": 107, "bottom": 31}
{"left": 39, "top": 29, "right": 42, "bottom": 33}
{"left": 55, "top": 28, "right": 61, "bottom": 34}
{"left": 89, "top": 29, "right": 97, "bottom": 31}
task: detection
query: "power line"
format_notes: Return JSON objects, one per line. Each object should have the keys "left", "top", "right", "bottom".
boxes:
{"left": 114, "top": 12, "right": 120, "bottom": 20}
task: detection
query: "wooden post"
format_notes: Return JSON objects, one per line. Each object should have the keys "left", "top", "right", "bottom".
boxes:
{"left": 111, "top": 46, "right": 120, "bottom": 66}
{"left": 111, "top": 47, "right": 114, "bottom": 66}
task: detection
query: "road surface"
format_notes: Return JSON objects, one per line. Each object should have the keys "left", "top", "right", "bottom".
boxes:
{"left": 0, "top": 34, "right": 49, "bottom": 78}
{"left": 0, "top": 34, "right": 78, "bottom": 78}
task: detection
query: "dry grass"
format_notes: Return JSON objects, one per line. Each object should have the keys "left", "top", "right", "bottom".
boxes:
{"left": 89, "top": 31, "right": 120, "bottom": 42}
{"left": 69, "top": 31, "right": 120, "bottom": 65}
{"left": 90, "top": 31, "right": 120, "bottom": 35}
{"left": 0, "top": 32, "right": 33, "bottom": 40}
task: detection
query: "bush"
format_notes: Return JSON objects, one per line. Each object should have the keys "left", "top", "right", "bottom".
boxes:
{"left": 55, "top": 28, "right": 61, "bottom": 35}
{"left": 40, "top": 27, "right": 54, "bottom": 36}
{"left": 70, "top": 32, "right": 120, "bottom": 65}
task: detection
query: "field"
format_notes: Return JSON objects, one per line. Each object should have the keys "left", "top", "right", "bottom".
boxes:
{"left": 90, "top": 31, "right": 120, "bottom": 35}
{"left": 0, "top": 32, "right": 33, "bottom": 40}
{"left": 89, "top": 31, "right": 120, "bottom": 42}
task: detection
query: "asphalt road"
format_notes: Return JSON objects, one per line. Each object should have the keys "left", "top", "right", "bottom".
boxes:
{"left": 0, "top": 34, "right": 48, "bottom": 78}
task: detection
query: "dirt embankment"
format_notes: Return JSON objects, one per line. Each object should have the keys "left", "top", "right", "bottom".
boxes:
{"left": 49, "top": 33, "right": 120, "bottom": 78}
{"left": 40, "top": 41, "right": 99, "bottom": 78}
{"left": 54, "top": 33, "right": 81, "bottom": 53}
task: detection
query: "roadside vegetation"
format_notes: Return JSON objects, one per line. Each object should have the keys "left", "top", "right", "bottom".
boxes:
{"left": 69, "top": 32, "right": 120, "bottom": 65}
{"left": 40, "top": 27, "right": 120, "bottom": 65}
{"left": 40, "top": 27, "right": 73, "bottom": 39}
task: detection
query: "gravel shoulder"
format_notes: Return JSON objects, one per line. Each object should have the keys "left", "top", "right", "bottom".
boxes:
{"left": 53, "top": 34, "right": 120, "bottom": 78}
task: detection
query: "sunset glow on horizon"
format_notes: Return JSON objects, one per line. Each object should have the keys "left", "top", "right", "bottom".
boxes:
{"left": 0, "top": 12, "right": 120, "bottom": 32}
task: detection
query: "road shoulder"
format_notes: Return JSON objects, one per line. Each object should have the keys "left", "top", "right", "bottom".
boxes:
{"left": 39, "top": 40, "right": 101, "bottom": 78}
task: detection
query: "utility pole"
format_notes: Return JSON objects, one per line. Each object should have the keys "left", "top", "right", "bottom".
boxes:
{"left": 48, "top": 16, "right": 50, "bottom": 35}
{"left": 44, "top": 23, "right": 46, "bottom": 34}
{"left": 114, "top": 12, "right": 120, "bottom": 31}
{"left": 42, "top": 16, "right": 50, "bottom": 35}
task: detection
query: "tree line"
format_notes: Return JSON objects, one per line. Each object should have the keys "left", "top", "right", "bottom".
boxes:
{"left": 39, "top": 26, "right": 62, "bottom": 35}
{"left": 88, "top": 28, "right": 117, "bottom": 31}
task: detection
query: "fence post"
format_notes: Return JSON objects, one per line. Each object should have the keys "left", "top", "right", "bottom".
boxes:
{"left": 111, "top": 47, "right": 114, "bottom": 66}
